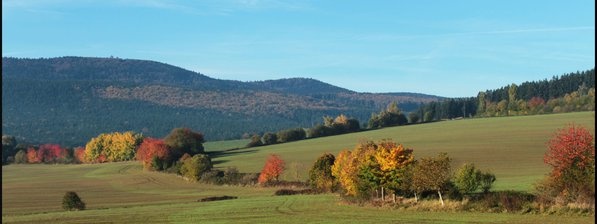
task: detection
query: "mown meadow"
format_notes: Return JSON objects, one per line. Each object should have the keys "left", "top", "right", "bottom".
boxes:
{"left": 2, "top": 112, "right": 595, "bottom": 223}
{"left": 206, "top": 112, "right": 595, "bottom": 191}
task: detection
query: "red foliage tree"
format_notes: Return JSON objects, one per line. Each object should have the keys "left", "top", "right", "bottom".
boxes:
{"left": 96, "top": 154, "right": 107, "bottom": 163}
{"left": 37, "top": 144, "right": 67, "bottom": 163}
{"left": 544, "top": 124, "right": 595, "bottom": 178}
{"left": 258, "top": 154, "right": 285, "bottom": 184}
{"left": 26, "top": 147, "right": 41, "bottom": 163}
{"left": 135, "top": 138, "right": 171, "bottom": 170}
{"left": 528, "top": 96, "right": 546, "bottom": 108}
{"left": 74, "top": 147, "right": 86, "bottom": 163}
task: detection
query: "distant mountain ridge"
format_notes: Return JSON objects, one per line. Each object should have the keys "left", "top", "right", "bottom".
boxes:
{"left": 2, "top": 56, "right": 442, "bottom": 146}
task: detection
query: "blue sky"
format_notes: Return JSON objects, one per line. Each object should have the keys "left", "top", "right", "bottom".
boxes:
{"left": 2, "top": 0, "right": 595, "bottom": 97}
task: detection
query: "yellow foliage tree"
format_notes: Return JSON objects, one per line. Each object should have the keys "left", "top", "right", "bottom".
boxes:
{"left": 85, "top": 131, "right": 143, "bottom": 163}
{"left": 331, "top": 141, "right": 377, "bottom": 196}
{"left": 332, "top": 140, "right": 415, "bottom": 200}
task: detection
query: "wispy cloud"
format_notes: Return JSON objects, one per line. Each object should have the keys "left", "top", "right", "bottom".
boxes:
{"left": 356, "top": 26, "right": 595, "bottom": 41}
{"left": 451, "top": 26, "right": 595, "bottom": 35}
{"left": 114, "top": 0, "right": 312, "bottom": 15}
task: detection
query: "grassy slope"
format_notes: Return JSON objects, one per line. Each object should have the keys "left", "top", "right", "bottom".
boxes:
{"left": 206, "top": 112, "right": 595, "bottom": 191}
{"left": 3, "top": 163, "right": 594, "bottom": 224}
{"left": 3, "top": 112, "right": 595, "bottom": 223}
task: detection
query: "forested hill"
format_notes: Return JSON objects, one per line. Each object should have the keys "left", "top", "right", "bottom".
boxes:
{"left": 2, "top": 57, "right": 441, "bottom": 146}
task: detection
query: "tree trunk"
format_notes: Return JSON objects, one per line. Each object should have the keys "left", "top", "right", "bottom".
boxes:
{"left": 381, "top": 187, "right": 385, "bottom": 201}
{"left": 414, "top": 192, "right": 418, "bottom": 202}
{"left": 393, "top": 193, "right": 396, "bottom": 203}
{"left": 438, "top": 190, "right": 444, "bottom": 206}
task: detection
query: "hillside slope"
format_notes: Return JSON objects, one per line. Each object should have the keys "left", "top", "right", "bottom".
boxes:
{"left": 2, "top": 57, "right": 442, "bottom": 146}
{"left": 207, "top": 112, "right": 594, "bottom": 191}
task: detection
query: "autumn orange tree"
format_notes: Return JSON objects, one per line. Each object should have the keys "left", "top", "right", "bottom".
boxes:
{"left": 331, "top": 141, "right": 376, "bottom": 197}
{"left": 537, "top": 124, "right": 595, "bottom": 206}
{"left": 73, "top": 147, "right": 86, "bottom": 164}
{"left": 26, "top": 147, "right": 40, "bottom": 163}
{"left": 258, "top": 154, "right": 285, "bottom": 184}
{"left": 136, "top": 138, "right": 172, "bottom": 171}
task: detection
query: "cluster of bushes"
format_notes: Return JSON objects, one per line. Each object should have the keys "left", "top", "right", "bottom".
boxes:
{"left": 303, "top": 125, "right": 594, "bottom": 214}
{"left": 307, "top": 114, "right": 361, "bottom": 138}
{"left": 246, "top": 102, "right": 416, "bottom": 149}
{"left": 2, "top": 136, "right": 86, "bottom": 165}
{"left": 246, "top": 128, "right": 307, "bottom": 147}
{"left": 368, "top": 102, "right": 408, "bottom": 129}
{"left": 246, "top": 114, "right": 362, "bottom": 148}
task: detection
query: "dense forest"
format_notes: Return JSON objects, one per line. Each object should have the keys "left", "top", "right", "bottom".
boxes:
{"left": 415, "top": 69, "right": 595, "bottom": 121}
{"left": 2, "top": 57, "right": 441, "bottom": 147}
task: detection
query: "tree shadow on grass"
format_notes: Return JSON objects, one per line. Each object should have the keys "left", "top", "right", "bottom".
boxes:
{"left": 211, "top": 160, "right": 229, "bottom": 165}
{"left": 206, "top": 149, "right": 259, "bottom": 159}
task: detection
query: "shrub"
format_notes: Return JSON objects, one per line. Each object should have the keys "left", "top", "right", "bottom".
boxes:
{"left": 240, "top": 173, "right": 259, "bottom": 186}
{"left": 246, "top": 134, "right": 263, "bottom": 147}
{"left": 221, "top": 167, "right": 242, "bottom": 185}
{"left": 200, "top": 170, "right": 223, "bottom": 184}
{"left": 479, "top": 172, "right": 496, "bottom": 193}
{"left": 276, "top": 128, "right": 306, "bottom": 143}
{"left": 261, "top": 132, "right": 278, "bottom": 145}
{"left": 180, "top": 154, "right": 212, "bottom": 181}
{"left": 308, "top": 153, "right": 336, "bottom": 192}
{"left": 454, "top": 163, "right": 481, "bottom": 194}
{"left": 62, "top": 191, "right": 85, "bottom": 211}
{"left": 14, "top": 150, "right": 27, "bottom": 164}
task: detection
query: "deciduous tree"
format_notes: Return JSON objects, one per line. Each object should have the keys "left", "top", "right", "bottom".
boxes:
{"left": 164, "top": 127, "right": 204, "bottom": 158}
{"left": 539, "top": 124, "right": 595, "bottom": 205}
{"left": 258, "top": 154, "right": 285, "bottom": 184}
{"left": 26, "top": 147, "right": 40, "bottom": 163}
{"left": 136, "top": 138, "right": 172, "bottom": 170}
{"left": 412, "top": 153, "right": 452, "bottom": 205}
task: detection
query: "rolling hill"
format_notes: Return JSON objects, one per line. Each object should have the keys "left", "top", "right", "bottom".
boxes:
{"left": 2, "top": 57, "right": 442, "bottom": 146}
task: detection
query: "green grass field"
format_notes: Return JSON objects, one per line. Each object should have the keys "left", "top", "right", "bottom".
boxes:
{"left": 206, "top": 112, "right": 595, "bottom": 191}
{"left": 2, "top": 112, "right": 595, "bottom": 223}
{"left": 2, "top": 162, "right": 595, "bottom": 223}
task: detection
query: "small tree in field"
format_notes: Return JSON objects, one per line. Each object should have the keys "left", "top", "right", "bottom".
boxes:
{"left": 258, "top": 154, "right": 285, "bottom": 184}
{"left": 412, "top": 153, "right": 452, "bottom": 205}
{"left": 62, "top": 191, "right": 85, "bottom": 211}
{"left": 453, "top": 163, "right": 481, "bottom": 194}
{"left": 180, "top": 154, "right": 212, "bottom": 181}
